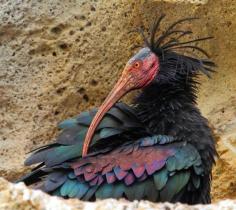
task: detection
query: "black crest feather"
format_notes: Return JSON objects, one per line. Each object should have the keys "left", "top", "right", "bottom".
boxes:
{"left": 137, "top": 15, "right": 216, "bottom": 78}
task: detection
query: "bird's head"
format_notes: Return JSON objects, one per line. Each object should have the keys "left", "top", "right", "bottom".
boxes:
{"left": 108, "top": 47, "right": 160, "bottom": 97}
{"left": 82, "top": 15, "right": 216, "bottom": 156}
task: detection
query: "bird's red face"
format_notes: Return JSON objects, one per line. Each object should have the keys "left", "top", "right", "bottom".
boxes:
{"left": 82, "top": 48, "right": 160, "bottom": 156}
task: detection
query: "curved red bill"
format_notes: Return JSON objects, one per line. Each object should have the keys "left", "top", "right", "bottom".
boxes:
{"left": 82, "top": 71, "right": 131, "bottom": 156}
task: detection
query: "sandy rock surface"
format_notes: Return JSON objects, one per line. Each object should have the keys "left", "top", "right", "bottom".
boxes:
{"left": 0, "top": 0, "right": 236, "bottom": 203}
{"left": 1, "top": 177, "right": 236, "bottom": 210}
{"left": 209, "top": 97, "right": 236, "bottom": 201}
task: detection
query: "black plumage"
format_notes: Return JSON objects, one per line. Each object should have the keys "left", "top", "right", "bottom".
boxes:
{"left": 17, "top": 16, "right": 217, "bottom": 204}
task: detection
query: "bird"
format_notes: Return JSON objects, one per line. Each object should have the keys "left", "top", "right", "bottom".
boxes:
{"left": 18, "top": 15, "right": 217, "bottom": 204}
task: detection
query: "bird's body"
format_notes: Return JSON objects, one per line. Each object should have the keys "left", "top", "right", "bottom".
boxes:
{"left": 18, "top": 16, "right": 217, "bottom": 204}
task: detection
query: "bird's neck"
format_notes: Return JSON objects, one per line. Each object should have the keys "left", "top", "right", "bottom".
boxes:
{"left": 134, "top": 82, "right": 217, "bottom": 173}
{"left": 134, "top": 82, "right": 198, "bottom": 135}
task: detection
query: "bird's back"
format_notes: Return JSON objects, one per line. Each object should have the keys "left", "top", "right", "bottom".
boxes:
{"left": 18, "top": 102, "right": 216, "bottom": 204}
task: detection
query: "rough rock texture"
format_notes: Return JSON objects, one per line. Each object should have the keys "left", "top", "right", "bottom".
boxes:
{"left": 0, "top": 0, "right": 236, "bottom": 203}
{"left": 210, "top": 97, "right": 236, "bottom": 201}
{"left": 1, "top": 178, "right": 236, "bottom": 210}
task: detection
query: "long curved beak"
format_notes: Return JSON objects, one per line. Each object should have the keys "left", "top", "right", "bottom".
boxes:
{"left": 82, "top": 70, "right": 131, "bottom": 156}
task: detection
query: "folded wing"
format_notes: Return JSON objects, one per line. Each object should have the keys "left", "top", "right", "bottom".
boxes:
{"left": 24, "top": 103, "right": 147, "bottom": 168}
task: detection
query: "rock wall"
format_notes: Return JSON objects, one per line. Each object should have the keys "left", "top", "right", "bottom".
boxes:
{"left": 0, "top": 0, "right": 236, "bottom": 203}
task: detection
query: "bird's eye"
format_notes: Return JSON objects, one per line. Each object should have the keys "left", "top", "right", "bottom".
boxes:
{"left": 133, "top": 62, "right": 140, "bottom": 69}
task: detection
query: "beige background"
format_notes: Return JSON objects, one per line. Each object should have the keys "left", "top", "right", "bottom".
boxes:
{"left": 0, "top": 0, "right": 235, "bottom": 202}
